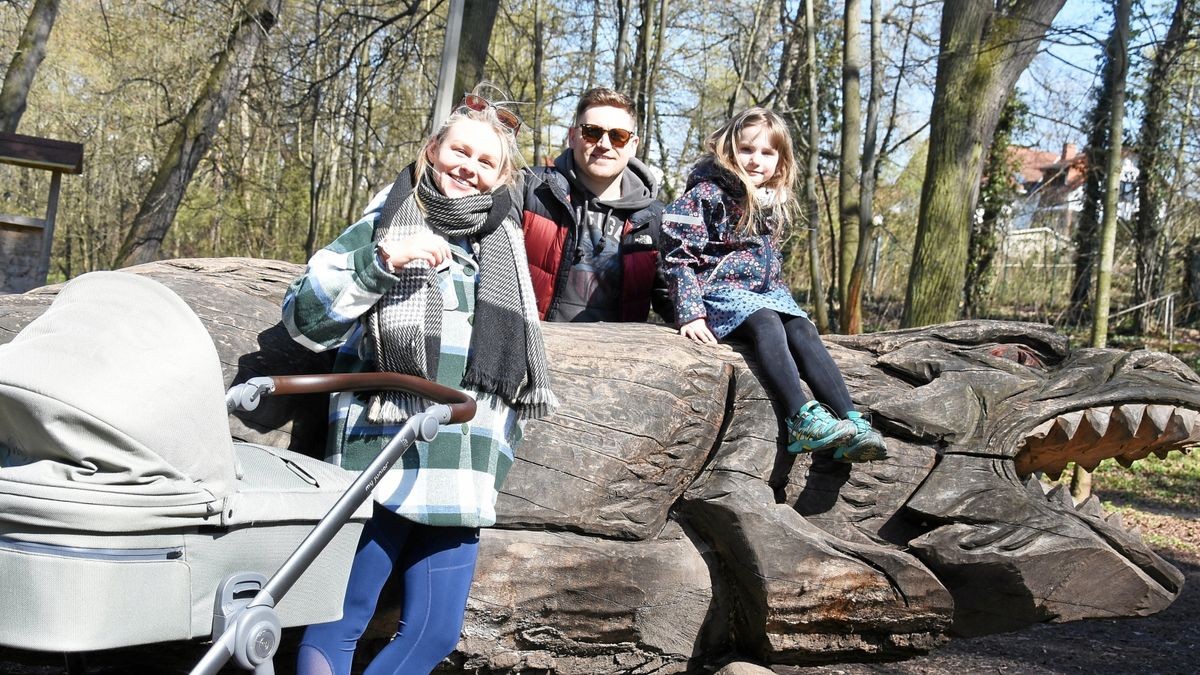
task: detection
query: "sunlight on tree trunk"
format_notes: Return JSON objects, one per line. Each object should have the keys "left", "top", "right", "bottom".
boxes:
{"left": 1074, "top": 0, "right": 1131, "bottom": 504}
{"left": 112, "top": 0, "right": 282, "bottom": 268}
{"left": 838, "top": 0, "right": 863, "bottom": 332}
{"left": 0, "top": 0, "right": 60, "bottom": 134}
{"left": 844, "top": 0, "right": 882, "bottom": 335}
{"left": 902, "top": 0, "right": 1066, "bottom": 328}
{"left": 452, "top": 0, "right": 500, "bottom": 103}
{"left": 804, "top": 0, "right": 829, "bottom": 333}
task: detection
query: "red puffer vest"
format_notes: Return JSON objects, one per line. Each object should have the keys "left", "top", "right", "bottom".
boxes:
{"left": 520, "top": 166, "right": 661, "bottom": 322}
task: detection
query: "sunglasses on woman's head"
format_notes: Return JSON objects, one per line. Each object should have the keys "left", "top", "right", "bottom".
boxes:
{"left": 459, "top": 93, "right": 522, "bottom": 133}
{"left": 577, "top": 123, "right": 636, "bottom": 149}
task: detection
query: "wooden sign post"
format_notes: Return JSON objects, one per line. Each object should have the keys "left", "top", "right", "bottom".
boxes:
{"left": 0, "top": 132, "right": 84, "bottom": 293}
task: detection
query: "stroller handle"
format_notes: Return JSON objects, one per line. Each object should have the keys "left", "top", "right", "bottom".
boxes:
{"left": 264, "top": 373, "right": 476, "bottom": 423}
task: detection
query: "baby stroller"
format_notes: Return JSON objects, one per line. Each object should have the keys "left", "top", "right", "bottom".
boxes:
{"left": 0, "top": 272, "right": 474, "bottom": 674}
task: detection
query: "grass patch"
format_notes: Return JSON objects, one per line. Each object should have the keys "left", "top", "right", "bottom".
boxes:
{"left": 1090, "top": 449, "right": 1200, "bottom": 515}
{"left": 1101, "top": 503, "right": 1200, "bottom": 553}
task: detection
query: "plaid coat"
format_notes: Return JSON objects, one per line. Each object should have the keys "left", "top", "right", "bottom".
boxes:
{"left": 283, "top": 189, "right": 522, "bottom": 528}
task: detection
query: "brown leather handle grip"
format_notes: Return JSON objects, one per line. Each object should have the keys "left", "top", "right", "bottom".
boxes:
{"left": 265, "top": 373, "right": 476, "bottom": 424}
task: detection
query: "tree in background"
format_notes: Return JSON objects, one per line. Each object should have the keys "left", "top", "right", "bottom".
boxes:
{"left": 842, "top": 0, "right": 885, "bottom": 334}
{"left": 902, "top": 0, "right": 1067, "bottom": 327}
{"left": 963, "top": 92, "right": 1030, "bottom": 319}
{"left": 837, "top": 0, "right": 863, "bottom": 331}
{"left": 1074, "top": 0, "right": 1132, "bottom": 503}
{"left": 1068, "top": 8, "right": 1121, "bottom": 327}
{"left": 1132, "top": 0, "right": 1198, "bottom": 333}
{"left": 0, "top": 0, "right": 58, "bottom": 133}
{"left": 112, "top": 0, "right": 282, "bottom": 268}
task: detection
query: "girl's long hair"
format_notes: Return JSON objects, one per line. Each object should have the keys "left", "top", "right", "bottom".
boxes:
{"left": 704, "top": 107, "right": 797, "bottom": 236}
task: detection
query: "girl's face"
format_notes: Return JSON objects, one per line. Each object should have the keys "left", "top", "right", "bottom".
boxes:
{"left": 734, "top": 124, "right": 779, "bottom": 188}
{"left": 426, "top": 118, "right": 507, "bottom": 197}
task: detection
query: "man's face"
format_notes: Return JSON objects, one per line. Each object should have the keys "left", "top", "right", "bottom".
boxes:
{"left": 569, "top": 105, "right": 639, "bottom": 185}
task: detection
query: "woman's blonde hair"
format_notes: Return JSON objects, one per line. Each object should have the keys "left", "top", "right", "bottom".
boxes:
{"left": 414, "top": 84, "right": 523, "bottom": 202}
{"left": 704, "top": 107, "right": 797, "bottom": 235}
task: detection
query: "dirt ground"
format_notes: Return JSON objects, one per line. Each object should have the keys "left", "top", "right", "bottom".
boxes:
{"left": 789, "top": 548, "right": 1199, "bottom": 675}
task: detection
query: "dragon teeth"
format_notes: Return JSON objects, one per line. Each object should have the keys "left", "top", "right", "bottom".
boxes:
{"left": 1016, "top": 403, "right": 1200, "bottom": 476}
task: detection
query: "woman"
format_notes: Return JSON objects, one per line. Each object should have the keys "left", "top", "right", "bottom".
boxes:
{"left": 283, "top": 90, "right": 557, "bottom": 675}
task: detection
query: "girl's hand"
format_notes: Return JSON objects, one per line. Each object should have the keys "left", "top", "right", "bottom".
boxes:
{"left": 680, "top": 318, "right": 717, "bottom": 345}
{"left": 378, "top": 233, "right": 451, "bottom": 270}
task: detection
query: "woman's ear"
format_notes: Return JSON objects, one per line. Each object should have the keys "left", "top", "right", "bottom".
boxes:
{"left": 425, "top": 138, "right": 439, "bottom": 163}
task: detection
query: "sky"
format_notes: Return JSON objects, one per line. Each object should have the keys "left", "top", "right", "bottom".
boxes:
{"left": 1017, "top": 0, "right": 1175, "bottom": 154}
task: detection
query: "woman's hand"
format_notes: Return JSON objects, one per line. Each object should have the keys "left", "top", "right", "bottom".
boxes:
{"left": 679, "top": 317, "right": 717, "bottom": 345}
{"left": 378, "top": 233, "right": 451, "bottom": 270}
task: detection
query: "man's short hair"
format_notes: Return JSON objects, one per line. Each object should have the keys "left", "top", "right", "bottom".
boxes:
{"left": 574, "top": 87, "right": 637, "bottom": 128}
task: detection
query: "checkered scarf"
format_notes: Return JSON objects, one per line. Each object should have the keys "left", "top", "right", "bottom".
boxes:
{"left": 366, "top": 165, "right": 557, "bottom": 422}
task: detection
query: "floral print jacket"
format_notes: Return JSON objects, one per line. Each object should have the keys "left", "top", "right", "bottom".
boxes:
{"left": 659, "top": 160, "right": 789, "bottom": 325}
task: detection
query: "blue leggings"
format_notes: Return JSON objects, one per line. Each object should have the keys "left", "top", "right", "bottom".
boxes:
{"left": 297, "top": 504, "right": 480, "bottom": 675}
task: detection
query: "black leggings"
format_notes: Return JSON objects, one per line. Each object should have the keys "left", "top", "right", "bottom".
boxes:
{"left": 729, "top": 308, "right": 854, "bottom": 417}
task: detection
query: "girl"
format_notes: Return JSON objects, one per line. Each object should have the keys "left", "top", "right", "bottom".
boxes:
{"left": 283, "top": 91, "right": 557, "bottom": 675}
{"left": 660, "top": 107, "right": 886, "bottom": 464}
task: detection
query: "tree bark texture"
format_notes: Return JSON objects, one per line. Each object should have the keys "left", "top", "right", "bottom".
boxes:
{"left": 902, "top": 0, "right": 1067, "bottom": 328}
{"left": 451, "top": 0, "right": 501, "bottom": 104}
{"left": 1090, "top": 0, "right": 1130, "bottom": 351}
{"left": 1074, "top": 0, "right": 1131, "bottom": 503}
{"left": 803, "top": 0, "right": 830, "bottom": 332}
{"left": 0, "top": 0, "right": 60, "bottom": 134}
{"left": 843, "top": 0, "right": 883, "bottom": 335}
{"left": 112, "top": 0, "right": 281, "bottom": 269}
{"left": 838, "top": 0, "right": 863, "bottom": 329}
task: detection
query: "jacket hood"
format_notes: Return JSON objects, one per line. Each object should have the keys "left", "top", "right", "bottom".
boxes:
{"left": 553, "top": 149, "right": 658, "bottom": 212}
{"left": 685, "top": 156, "right": 747, "bottom": 198}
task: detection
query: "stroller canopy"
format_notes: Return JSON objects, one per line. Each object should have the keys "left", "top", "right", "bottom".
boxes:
{"left": 0, "top": 272, "right": 237, "bottom": 531}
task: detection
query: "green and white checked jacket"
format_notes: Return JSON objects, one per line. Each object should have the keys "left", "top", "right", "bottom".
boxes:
{"left": 282, "top": 189, "right": 522, "bottom": 528}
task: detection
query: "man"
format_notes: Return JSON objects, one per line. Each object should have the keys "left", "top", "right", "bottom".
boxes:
{"left": 520, "top": 87, "right": 667, "bottom": 322}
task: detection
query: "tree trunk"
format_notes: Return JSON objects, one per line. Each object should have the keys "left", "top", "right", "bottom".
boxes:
{"left": 641, "top": 0, "right": 669, "bottom": 164}
{"left": 804, "top": 0, "right": 830, "bottom": 333}
{"left": 532, "top": 0, "right": 545, "bottom": 165}
{"left": 614, "top": 0, "right": 633, "bottom": 91}
{"left": 1132, "top": 0, "right": 1195, "bottom": 333}
{"left": 1074, "top": 0, "right": 1131, "bottom": 503}
{"left": 586, "top": 0, "right": 600, "bottom": 90}
{"left": 0, "top": 0, "right": 60, "bottom": 134}
{"left": 452, "top": 0, "right": 501, "bottom": 103}
{"left": 113, "top": 0, "right": 282, "bottom": 268}
{"left": 1089, "top": 0, "right": 1131, "bottom": 353}
{"left": 838, "top": 0, "right": 863, "bottom": 331}
{"left": 844, "top": 0, "right": 882, "bottom": 335}
{"left": 902, "top": 0, "right": 1067, "bottom": 328}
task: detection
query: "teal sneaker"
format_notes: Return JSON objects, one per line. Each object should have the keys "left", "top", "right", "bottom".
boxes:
{"left": 833, "top": 410, "right": 889, "bottom": 463}
{"left": 785, "top": 400, "right": 857, "bottom": 454}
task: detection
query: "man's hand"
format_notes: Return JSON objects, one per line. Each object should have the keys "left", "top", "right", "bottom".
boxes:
{"left": 679, "top": 317, "right": 717, "bottom": 344}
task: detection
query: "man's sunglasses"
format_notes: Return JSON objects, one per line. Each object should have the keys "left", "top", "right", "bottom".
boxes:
{"left": 577, "top": 123, "right": 636, "bottom": 149}
{"left": 459, "top": 93, "right": 522, "bottom": 133}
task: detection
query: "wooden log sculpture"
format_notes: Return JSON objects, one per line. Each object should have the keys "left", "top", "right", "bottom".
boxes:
{"left": 1, "top": 258, "right": 1195, "bottom": 673}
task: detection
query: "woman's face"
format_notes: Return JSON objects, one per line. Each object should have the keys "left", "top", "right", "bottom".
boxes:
{"left": 426, "top": 118, "right": 507, "bottom": 198}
